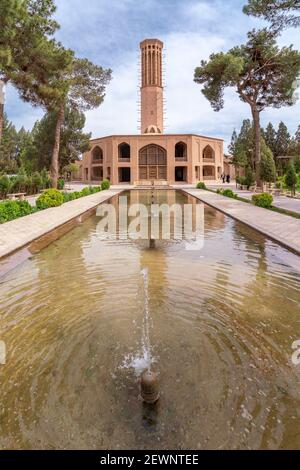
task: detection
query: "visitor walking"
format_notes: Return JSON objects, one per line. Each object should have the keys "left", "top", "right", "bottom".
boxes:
{"left": 226, "top": 174, "right": 231, "bottom": 184}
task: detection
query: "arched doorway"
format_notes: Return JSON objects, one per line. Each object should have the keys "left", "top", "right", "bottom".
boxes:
{"left": 139, "top": 144, "right": 167, "bottom": 180}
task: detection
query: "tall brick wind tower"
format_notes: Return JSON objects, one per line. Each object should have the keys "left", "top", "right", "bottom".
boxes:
{"left": 140, "top": 39, "right": 164, "bottom": 134}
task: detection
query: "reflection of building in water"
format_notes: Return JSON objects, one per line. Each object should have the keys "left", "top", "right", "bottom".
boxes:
{"left": 78, "top": 39, "right": 224, "bottom": 186}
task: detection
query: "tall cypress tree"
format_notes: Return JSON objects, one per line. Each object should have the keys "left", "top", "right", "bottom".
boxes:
{"left": 275, "top": 121, "right": 291, "bottom": 157}
{"left": 264, "top": 122, "right": 277, "bottom": 157}
{"left": 0, "top": 113, "right": 18, "bottom": 172}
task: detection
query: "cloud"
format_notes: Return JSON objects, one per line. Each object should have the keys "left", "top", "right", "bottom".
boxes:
{"left": 3, "top": 0, "right": 300, "bottom": 151}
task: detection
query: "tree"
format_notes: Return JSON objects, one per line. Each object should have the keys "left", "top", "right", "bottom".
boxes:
{"left": 24, "top": 106, "right": 92, "bottom": 172}
{"left": 0, "top": 114, "right": 18, "bottom": 173}
{"left": 44, "top": 57, "right": 112, "bottom": 188}
{"left": 264, "top": 122, "right": 277, "bottom": 157}
{"left": 229, "top": 119, "right": 255, "bottom": 170}
{"left": 0, "top": 0, "right": 61, "bottom": 143}
{"left": 275, "top": 121, "right": 291, "bottom": 157}
{"left": 243, "top": 1, "right": 300, "bottom": 31}
{"left": 194, "top": 29, "right": 300, "bottom": 185}
{"left": 294, "top": 155, "right": 300, "bottom": 172}
{"left": 288, "top": 124, "right": 300, "bottom": 156}
{"left": 260, "top": 138, "right": 276, "bottom": 183}
{"left": 285, "top": 161, "right": 298, "bottom": 195}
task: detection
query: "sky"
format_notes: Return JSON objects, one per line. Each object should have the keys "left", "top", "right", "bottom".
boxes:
{"left": 4, "top": 0, "right": 300, "bottom": 150}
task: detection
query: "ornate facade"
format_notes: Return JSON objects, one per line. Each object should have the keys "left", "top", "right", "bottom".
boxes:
{"left": 80, "top": 39, "right": 223, "bottom": 185}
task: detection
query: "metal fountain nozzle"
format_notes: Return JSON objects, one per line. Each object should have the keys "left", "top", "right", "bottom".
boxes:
{"left": 140, "top": 369, "right": 160, "bottom": 404}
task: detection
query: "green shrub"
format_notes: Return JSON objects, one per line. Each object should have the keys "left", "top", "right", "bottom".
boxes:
{"left": 0, "top": 200, "right": 33, "bottom": 224}
{"left": 81, "top": 187, "right": 92, "bottom": 197}
{"left": 89, "top": 185, "right": 101, "bottom": 194}
{"left": 0, "top": 175, "right": 12, "bottom": 198}
{"left": 101, "top": 179, "right": 110, "bottom": 190}
{"left": 36, "top": 189, "right": 64, "bottom": 210}
{"left": 220, "top": 189, "right": 237, "bottom": 199}
{"left": 58, "top": 178, "right": 65, "bottom": 190}
{"left": 17, "top": 200, "right": 32, "bottom": 217}
{"left": 62, "top": 192, "right": 76, "bottom": 202}
{"left": 252, "top": 193, "right": 273, "bottom": 208}
{"left": 196, "top": 181, "right": 207, "bottom": 190}
{"left": 73, "top": 191, "right": 82, "bottom": 199}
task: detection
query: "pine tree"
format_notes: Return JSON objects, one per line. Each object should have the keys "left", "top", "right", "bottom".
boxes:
{"left": 260, "top": 138, "right": 276, "bottom": 183}
{"left": 287, "top": 124, "right": 300, "bottom": 156}
{"left": 243, "top": 1, "right": 300, "bottom": 31}
{"left": 264, "top": 122, "right": 277, "bottom": 157}
{"left": 275, "top": 121, "right": 291, "bottom": 157}
{"left": 194, "top": 29, "right": 300, "bottom": 185}
{"left": 46, "top": 57, "right": 112, "bottom": 188}
{"left": 25, "top": 106, "right": 92, "bottom": 172}
{"left": 0, "top": 0, "right": 63, "bottom": 143}
{"left": 0, "top": 113, "right": 18, "bottom": 173}
{"left": 285, "top": 161, "right": 298, "bottom": 195}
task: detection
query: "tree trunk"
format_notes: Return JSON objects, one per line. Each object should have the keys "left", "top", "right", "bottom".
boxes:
{"left": 0, "top": 103, "right": 4, "bottom": 145}
{"left": 251, "top": 106, "right": 262, "bottom": 187}
{"left": 51, "top": 103, "right": 65, "bottom": 189}
{"left": 0, "top": 79, "right": 5, "bottom": 145}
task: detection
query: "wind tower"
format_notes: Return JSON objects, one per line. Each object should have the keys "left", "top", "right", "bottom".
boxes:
{"left": 140, "top": 39, "right": 164, "bottom": 134}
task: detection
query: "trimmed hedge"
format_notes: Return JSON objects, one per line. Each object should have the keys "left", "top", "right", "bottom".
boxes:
{"left": 36, "top": 189, "right": 64, "bottom": 210}
{"left": 101, "top": 179, "right": 111, "bottom": 190}
{"left": 0, "top": 186, "right": 103, "bottom": 224}
{"left": 62, "top": 186, "right": 102, "bottom": 203}
{"left": 0, "top": 200, "right": 33, "bottom": 224}
{"left": 217, "top": 188, "right": 238, "bottom": 199}
{"left": 252, "top": 193, "right": 273, "bottom": 208}
{"left": 196, "top": 182, "right": 207, "bottom": 190}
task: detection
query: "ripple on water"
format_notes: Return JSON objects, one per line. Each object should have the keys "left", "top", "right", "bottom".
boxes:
{"left": 0, "top": 191, "right": 300, "bottom": 449}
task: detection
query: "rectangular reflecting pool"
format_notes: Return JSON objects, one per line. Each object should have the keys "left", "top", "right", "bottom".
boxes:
{"left": 0, "top": 190, "right": 300, "bottom": 450}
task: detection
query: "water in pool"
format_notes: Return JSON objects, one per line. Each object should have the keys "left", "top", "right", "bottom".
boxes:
{"left": 0, "top": 190, "right": 300, "bottom": 449}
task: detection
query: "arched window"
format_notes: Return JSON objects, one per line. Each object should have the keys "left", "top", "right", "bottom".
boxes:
{"left": 203, "top": 145, "right": 215, "bottom": 161}
{"left": 92, "top": 146, "right": 103, "bottom": 162}
{"left": 175, "top": 142, "right": 187, "bottom": 161}
{"left": 139, "top": 144, "right": 167, "bottom": 180}
{"left": 118, "top": 143, "right": 131, "bottom": 161}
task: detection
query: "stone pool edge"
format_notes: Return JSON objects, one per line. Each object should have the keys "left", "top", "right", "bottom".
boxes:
{"left": 0, "top": 189, "right": 123, "bottom": 261}
{"left": 183, "top": 189, "right": 300, "bottom": 256}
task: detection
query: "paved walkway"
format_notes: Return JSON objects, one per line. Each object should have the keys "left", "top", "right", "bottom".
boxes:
{"left": 206, "top": 182, "right": 300, "bottom": 215}
{"left": 0, "top": 189, "right": 122, "bottom": 260}
{"left": 184, "top": 189, "right": 300, "bottom": 255}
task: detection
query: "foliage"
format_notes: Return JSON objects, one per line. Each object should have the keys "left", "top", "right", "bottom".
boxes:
{"left": 264, "top": 122, "right": 277, "bottom": 157}
{"left": 0, "top": 199, "right": 32, "bottom": 223}
{"left": 0, "top": 113, "right": 18, "bottom": 172}
{"left": 57, "top": 178, "right": 65, "bottom": 190}
{"left": 36, "top": 188, "right": 64, "bottom": 209}
{"left": 217, "top": 188, "right": 238, "bottom": 198}
{"left": 252, "top": 192, "right": 273, "bottom": 208}
{"left": 23, "top": 106, "right": 91, "bottom": 172}
{"left": 285, "top": 161, "right": 298, "bottom": 195}
{"left": 230, "top": 119, "right": 254, "bottom": 169}
{"left": 62, "top": 185, "right": 101, "bottom": 202}
{"left": 243, "top": 1, "right": 300, "bottom": 30}
{"left": 275, "top": 121, "right": 291, "bottom": 157}
{"left": 196, "top": 181, "right": 207, "bottom": 189}
{"left": 294, "top": 156, "right": 300, "bottom": 173}
{"left": 0, "top": 174, "right": 11, "bottom": 197}
{"left": 194, "top": 28, "right": 300, "bottom": 183}
{"left": 101, "top": 179, "right": 111, "bottom": 190}
{"left": 259, "top": 140, "right": 276, "bottom": 182}
{"left": 244, "top": 166, "right": 256, "bottom": 188}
